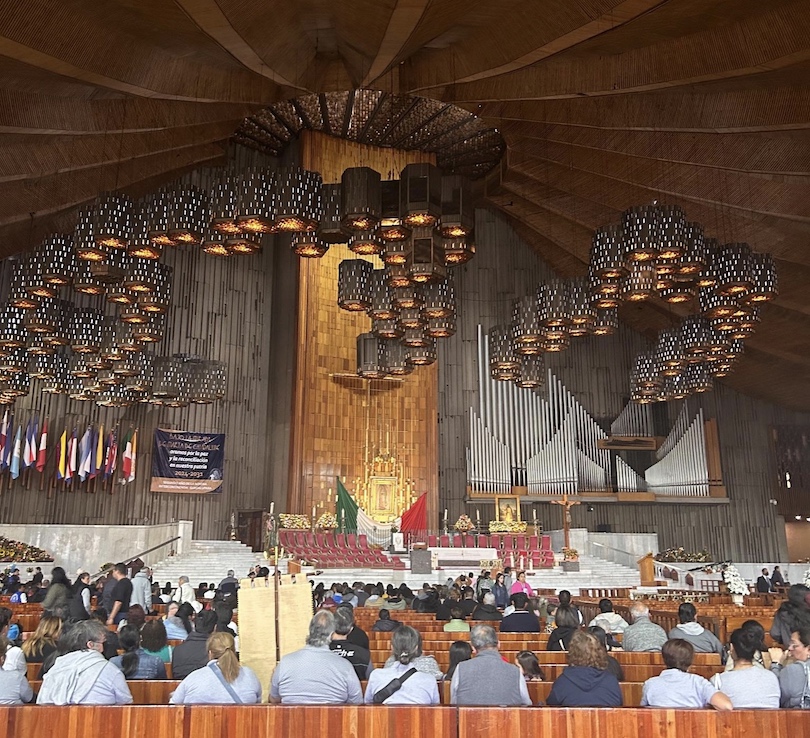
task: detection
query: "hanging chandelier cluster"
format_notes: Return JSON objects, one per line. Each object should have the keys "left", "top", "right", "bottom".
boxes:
{"left": 0, "top": 196, "right": 227, "bottom": 407}
{"left": 324, "top": 164, "right": 474, "bottom": 378}
{"left": 587, "top": 204, "right": 777, "bottom": 310}
{"left": 488, "top": 276, "right": 619, "bottom": 389}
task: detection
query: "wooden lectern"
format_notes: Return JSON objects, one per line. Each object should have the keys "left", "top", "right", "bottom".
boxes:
{"left": 287, "top": 560, "right": 302, "bottom": 574}
{"left": 638, "top": 553, "right": 656, "bottom": 587}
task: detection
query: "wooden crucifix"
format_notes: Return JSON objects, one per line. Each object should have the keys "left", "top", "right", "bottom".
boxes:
{"left": 550, "top": 493, "right": 580, "bottom": 550}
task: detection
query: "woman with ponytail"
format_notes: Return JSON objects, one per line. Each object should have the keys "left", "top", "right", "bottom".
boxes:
{"left": 170, "top": 632, "right": 261, "bottom": 704}
{"left": 109, "top": 625, "right": 166, "bottom": 680}
{"left": 364, "top": 626, "right": 440, "bottom": 704}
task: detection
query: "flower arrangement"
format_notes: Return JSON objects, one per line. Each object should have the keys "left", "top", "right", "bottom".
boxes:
{"left": 489, "top": 520, "right": 528, "bottom": 533}
{"left": 654, "top": 547, "right": 712, "bottom": 563}
{"left": 454, "top": 514, "right": 475, "bottom": 533}
{"left": 316, "top": 512, "right": 338, "bottom": 530}
{"left": 0, "top": 537, "right": 53, "bottom": 563}
{"left": 722, "top": 564, "right": 748, "bottom": 596}
{"left": 562, "top": 547, "right": 579, "bottom": 561}
{"left": 279, "top": 514, "right": 310, "bottom": 530}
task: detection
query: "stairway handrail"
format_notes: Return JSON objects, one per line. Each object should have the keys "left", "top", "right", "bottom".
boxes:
{"left": 89, "top": 536, "right": 181, "bottom": 581}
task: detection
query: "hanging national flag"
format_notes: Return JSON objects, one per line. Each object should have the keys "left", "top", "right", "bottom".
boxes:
{"left": 36, "top": 418, "right": 48, "bottom": 473}
{"left": 9, "top": 425, "right": 22, "bottom": 480}
{"left": 0, "top": 410, "right": 9, "bottom": 470}
{"left": 56, "top": 427, "right": 67, "bottom": 480}
{"left": 336, "top": 477, "right": 359, "bottom": 533}
{"left": 122, "top": 428, "right": 137, "bottom": 483}
{"left": 104, "top": 429, "right": 117, "bottom": 479}
{"left": 1, "top": 414, "right": 12, "bottom": 470}
{"left": 90, "top": 423, "right": 103, "bottom": 479}
{"left": 23, "top": 414, "right": 38, "bottom": 468}
{"left": 65, "top": 429, "right": 78, "bottom": 484}
{"left": 78, "top": 426, "right": 93, "bottom": 482}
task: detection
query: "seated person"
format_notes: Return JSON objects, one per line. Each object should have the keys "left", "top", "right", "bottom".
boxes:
{"left": 588, "top": 598, "right": 629, "bottom": 634}
{"left": 170, "top": 632, "right": 261, "bottom": 704}
{"left": 667, "top": 602, "right": 726, "bottom": 662}
{"left": 37, "top": 620, "right": 133, "bottom": 705}
{"left": 443, "top": 641, "right": 472, "bottom": 682}
{"left": 110, "top": 625, "right": 167, "bottom": 680}
{"left": 711, "top": 627, "right": 779, "bottom": 708}
{"left": 641, "top": 639, "right": 732, "bottom": 709}
{"left": 547, "top": 631, "right": 622, "bottom": 707}
{"left": 0, "top": 635, "right": 33, "bottom": 704}
{"left": 443, "top": 607, "right": 470, "bottom": 633}
{"left": 501, "top": 593, "right": 541, "bottom": 633}
{"left": 587, "top": 626, "right": 624, "bottom": 682}
{"left": 364, "top": 626, "right": 440, "bottom": 705}
{"left": 472, "top": 593, "right": 502, "bottom": 621}
{"left": 372, "top": 609, "right": 402, "bottom": 632}
{"left": 515, "top": 650, "right": 544, "bottom": 681}
{"left": 769, "top": 625, "right": 810, "bottom": 708}
{"left": 547, "top": 605, "right": 580, "bottom": 650}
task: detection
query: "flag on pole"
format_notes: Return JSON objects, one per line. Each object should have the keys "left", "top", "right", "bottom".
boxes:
{"left": 78, "top": 426, "right": 93, "bottom": 482}
{"left": 23, "top": 415, "right": 37, "bottom": 468}
{"left": 9, "top": 425, "right": 22, "bottom": 480}
{"left": 1, "top": 413, "right": 12, "bottom": 470}
{"left": 65, "top": 429, "right": 78, "bottom": 484}
{"left": 36, "top": 418, "right": 48, "bottom": 473}
{"left": 90, "top": 424, "right": 104, "bottom": 479}
{"left": 0, "top": 410, "right": 9, "bottom": 470}
{"left": 56, "top": 427, "right": 67, "bottom": 480}
{"left": 122, "top": 428, "right": 137, "bottom": 483}
{"left": 104, "top": 429, "right": 117, "bottom": 479}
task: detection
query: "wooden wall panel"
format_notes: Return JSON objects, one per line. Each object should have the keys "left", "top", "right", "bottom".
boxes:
{"left": 439, "top": 208, "right": 810, "bottom": 560}
{"left": 288, "top": 132, "right": 439, "bottom": 523}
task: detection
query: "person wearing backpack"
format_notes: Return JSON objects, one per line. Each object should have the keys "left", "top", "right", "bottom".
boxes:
{"left": 364, "top": 626, "right": 439, "bottom": 705}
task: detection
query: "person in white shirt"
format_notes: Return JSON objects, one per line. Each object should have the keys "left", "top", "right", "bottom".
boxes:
{"left": 173, "top": 576, "right": 197, "bottom": 605}
{"left": 588, "top": 598, "right": 630, "bottom": 634}
{"left": 0, "top": 609, "right": 25, "bottom": 674}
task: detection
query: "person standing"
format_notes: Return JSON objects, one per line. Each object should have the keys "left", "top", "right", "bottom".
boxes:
{"left": 130, "top": 567, "right": 152, "bottom": 615}
{"left": 107, "top": 564, "right": 133, "bottom": 626}
{"left": 756, "top": 569, "right": 772, "bottom": 594}
{"left": 770, "top": 566, "right": 786, "bottom": 590}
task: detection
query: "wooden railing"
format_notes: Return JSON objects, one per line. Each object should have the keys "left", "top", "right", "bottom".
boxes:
{"left": 1, "top": 706, "right": 808, "bottom": 738}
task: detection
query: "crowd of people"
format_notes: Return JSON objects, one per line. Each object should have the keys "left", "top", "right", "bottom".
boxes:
{"left": 0, "top": 565, "right": 809, "bottom": 709}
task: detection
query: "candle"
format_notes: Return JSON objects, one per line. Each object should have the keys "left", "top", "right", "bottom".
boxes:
{"left": 270, "top": 502, "right": 275, "bottom": 515}
{"left": 533, "top": 509, "right": 537, "bottom": 521}
{"left": 476, "top": 510, "right": 481, "bottom": 522}
{"left": 312, "top": 505, "right": 316, "bottom": 522}
{"left": 443, "top": 508, "right": 448, "bottom": 523}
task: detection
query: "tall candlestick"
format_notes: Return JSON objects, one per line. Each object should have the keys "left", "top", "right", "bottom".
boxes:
{"left": 312, "top": 505, "right": 316, "bottom": 522}
{"left": 476, "top": 509, "right": 481, "bottom": 523}
{"left": 444, "top": 508, "right": 448, "bottom": 523}
{"left": 270, "top": 501, "right": 274, "bottom": 515}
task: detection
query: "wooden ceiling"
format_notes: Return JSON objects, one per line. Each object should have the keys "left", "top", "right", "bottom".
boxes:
{"left": 0, "top": 0, "right": 808, "bottom": 410}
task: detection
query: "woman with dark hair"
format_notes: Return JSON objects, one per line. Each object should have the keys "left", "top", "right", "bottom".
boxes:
{"left": 725, "top": 620, "right": 770, "bottom": 671}
{"left": 170, "top": 632, "right": 261, "bottom": 704}
{"left": 711, "top": 627, "right": 779, "bottom": 707}
{"left": 770, "top": 584, "right": 810, "bottom": 646}
{"left": 769, "top": 625, "right": 810, "bottom": 708}
{"left": 587, "top": 626, "right": 624, "bottom": 682}
{"left": 510, "top": 571, "right": 534, "bottom": 598}
{"left": 122, "top": 604, "right": 146, "bottom": 630}
{"left": 140, "top": 620, "right": 172, "bottom": 663}
{"left": 641, "top": 639, "right": 732, "bottom": 709}
{"left": 515, "top": 650, "right": 544, "bottom": 681}
{"left": 42, "top": 567, "right": 72, "bottom": 613}
{"left": 491, "top": 573, "right": 509, "bottom": 609}
{"left": 365, "top": 626, "right": 440, "bottom": 704}
{"left": 547, "top": 606, "right": 580, "bottom": 651}
{"left": 547, "top": 631, "right": 622, "bottom": 706}
{"left": 556, "top": 590, "right": 583, "bottom": 624}
{"left": 70, "top": 573, "right": 92, "bottom": 620}
{"left": 443, "top": 641, "right": 472, "bottom": 681}
{"left": 110, "top": 625, "right": 166, "bottom": 680}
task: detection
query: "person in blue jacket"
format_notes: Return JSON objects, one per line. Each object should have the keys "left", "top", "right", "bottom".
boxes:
{"left": 547, "top": 630, "right": 622, "bottom": 707}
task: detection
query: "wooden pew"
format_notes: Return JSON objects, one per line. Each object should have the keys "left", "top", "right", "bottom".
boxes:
{"left": 1, "top": 705, "right": 808, "bottom": 738}
{"left": 29, "top": 680, "right": 182, "bottom": 705}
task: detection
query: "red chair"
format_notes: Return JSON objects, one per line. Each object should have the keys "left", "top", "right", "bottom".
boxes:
{"left": 528, "top": 535, "right": 538, "bottom": 551}
{"left": 541, "top": 535, "right": 551, "bottom": 551}
{"left": 439, "top": 535, "right": 450, "bottom": 547}
{"left": 335, "top": 533, "right": 346, "bottom": 548}
{"left": 451, "top": 534, "right": 462, "bottom": 548}
{"left": 428, "top": 535, "right": 438, "bottom": 547}
{"left": 315, "top": 533, "right": 326, "bottom": 548}
{"left": 463, "top": 535, "right": 475, "bottom": 548}
{"left": 358, "top": 534, "right": 370, "bottom": 549}
{"left": 515, "top": 535, "right": 526, "bottom": 551}
{"left": 503, "top": 535, "right": 515, "bottom": 551}
{"left": 347, "top": 533, "right": 357, "bottom": 548}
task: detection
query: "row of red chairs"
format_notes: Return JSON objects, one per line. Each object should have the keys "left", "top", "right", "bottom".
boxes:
{"left": 427, "top": 533, "right": 555, "bottom": 569}
{"left": 278, "top": 530, "right": 406, "bottom": 570}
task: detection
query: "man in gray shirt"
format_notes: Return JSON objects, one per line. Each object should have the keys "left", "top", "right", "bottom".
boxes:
{"left": 450, "top": 624, "right": 531, "bottom": 705}
{"left": 270, "top": 610, "right": 363, "bottom": 704}
{"left": 622, "top": 603, "right": 668, "bottom": 652}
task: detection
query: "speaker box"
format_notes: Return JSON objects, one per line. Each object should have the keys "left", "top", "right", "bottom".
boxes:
{"left": 596, "top": 523, "right": 612, "bottom": 533}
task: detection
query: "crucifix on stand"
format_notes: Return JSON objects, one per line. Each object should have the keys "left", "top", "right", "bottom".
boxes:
{"left": 550, "top": 493, "right": 580, "bottom": 550}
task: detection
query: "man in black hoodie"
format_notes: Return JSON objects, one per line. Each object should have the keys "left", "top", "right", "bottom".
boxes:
{"left": 171, "top": 609, "right": 218, "bottom": 679}
{"left": 500, "top": 593, "right": 540, "bottom": 632}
